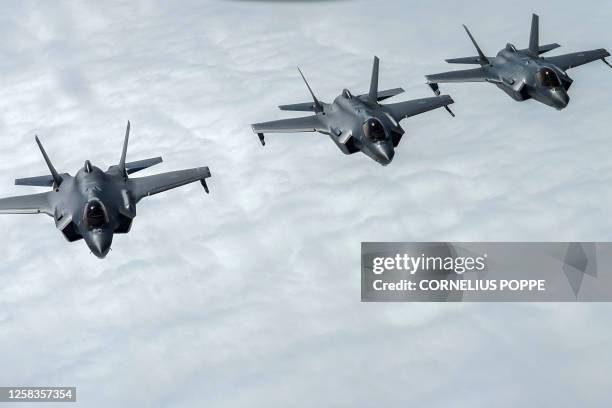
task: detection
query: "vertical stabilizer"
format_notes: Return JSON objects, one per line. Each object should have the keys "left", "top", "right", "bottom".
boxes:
{"left": 463, "top": 25, "right": 489, "bottom": 65}
{"left": 35, "top": 136, "right": 63, "bottom": 187}
{"left": 529, "top": 14, "right": 540, "bottom": 54}
{"left": 368, "top": 56, "right": 380, "bottom": 101}
{"left": 118, "top": 121, "right": 130, "bottom": 177}
{"left": 297, "top": 68, "right": 323, "bottom": 113}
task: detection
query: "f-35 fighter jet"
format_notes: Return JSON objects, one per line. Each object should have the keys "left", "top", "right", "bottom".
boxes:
{"left": 252, "top": 57, "right": 454, "bottom": 165}
{"left": 0, "top": 122, "right": 211, "bottom": 258}
{"left": 426, "top": 14, "right": 611, "bottom": 110}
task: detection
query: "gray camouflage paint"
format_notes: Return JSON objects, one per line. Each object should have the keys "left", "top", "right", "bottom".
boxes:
{"left": 0, "top": 122, "right": 211, "bottom": 258}
{"left": 426, "top": 14, "right": 611, "bottom": 110}
{"left": 252, "top": 57, "right": 455, "bottom": 165}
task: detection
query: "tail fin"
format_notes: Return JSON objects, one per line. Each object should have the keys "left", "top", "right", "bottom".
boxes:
{"left": 35, "top": 136, "right": 63, "bottom": 187}
{"left": 118, "top": 121, "right": 130, "bottom": 177}
{"left": 369, "top": 56, "right": 379, "bottom": 101}
{"left": 529, "top": 14, "right": 540, "bottom": 54}
{"left": 297, "top": 68, "right": 323, "bottom": 113}
{"left": 463, "top": 25, "right": 489, "bottom": 66}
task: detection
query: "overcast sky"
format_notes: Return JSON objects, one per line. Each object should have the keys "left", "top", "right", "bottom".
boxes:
{"left": 0, "top": 0, "right": 611, "bottom": 406}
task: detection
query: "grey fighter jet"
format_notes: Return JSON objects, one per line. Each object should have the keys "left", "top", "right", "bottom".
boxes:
{"left": 0, "top": 122, "right": 211, "bottom": 258}
{"left": 252, "top": 57, "right": 454, "bottom": 165}
{"left": 426, "top": 14, "right": 611, "bottom": 110}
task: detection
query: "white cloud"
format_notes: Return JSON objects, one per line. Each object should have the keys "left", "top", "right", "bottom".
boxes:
{"left": 0, "top": 0, "right": 611, "bottom": 406}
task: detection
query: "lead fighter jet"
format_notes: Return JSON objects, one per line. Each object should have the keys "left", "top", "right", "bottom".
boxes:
{"left": 252, "top": 57, "right": 454, "bottom": 166}
{"left": 426, "top": 14, "right": 611, "bottom": 110}
{"left": 0, "top": 122, "right": 211, "bottom": 258}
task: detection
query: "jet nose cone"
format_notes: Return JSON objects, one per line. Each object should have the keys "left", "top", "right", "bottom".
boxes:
{"left": 551, "top": 89, "right": 570, "bottom": 110}
{"left": 87, "top": 230, "right": 113, "bottom": 259}
{"left": 374, "top": 143, "right": 395, "bottom": 166}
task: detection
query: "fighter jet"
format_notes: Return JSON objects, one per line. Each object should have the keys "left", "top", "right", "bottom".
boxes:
{"left": 252, "top": 57, "right": 454, "bottom": 166}
{"left": 0, "top": 122, "right": 211, "bottom": 258}
{"left": 426, "top": 14, "right": 611, "bottom": 110}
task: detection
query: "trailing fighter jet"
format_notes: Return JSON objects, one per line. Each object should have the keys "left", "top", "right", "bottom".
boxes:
{"left": 0, "top": 122, "right": 211, "bottom": 258}
{"left": 252, "top": 57, "right": 454, "bottom": 166}
{"left": 426, "top": 14, "right": 611, "bottom": 110}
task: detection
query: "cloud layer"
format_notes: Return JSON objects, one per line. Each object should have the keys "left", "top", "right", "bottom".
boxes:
{"left": 0, "top": 0, "right": 611, "bottom": 406}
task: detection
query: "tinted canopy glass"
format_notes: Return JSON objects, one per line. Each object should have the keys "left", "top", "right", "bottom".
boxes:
{"left": 363, "top": 118, "right": 386, "bottom": 141}
{"left": 85, "top": 201, "right": 107, "bottom": 229}
{"left": 537, "top": 68, "right": 561, "bottom": 87}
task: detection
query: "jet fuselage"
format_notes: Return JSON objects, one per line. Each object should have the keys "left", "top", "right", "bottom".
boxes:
{"left": 485, "top": 45, "right": 571, "bottom": 109}
{"left": 51, "top": 162, "right": 135, "bottom": 258}
{"left": 317, "top": 90, "right": 404, "bottom": 165}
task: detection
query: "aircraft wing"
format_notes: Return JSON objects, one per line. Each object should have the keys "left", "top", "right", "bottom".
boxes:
{"left": 0, "top": 192, "right": 54, "bottom": 215}
{"left": 545, "top": 49, "right": 611, "bottom": 70}
{"left": 252, "top": 115, "right": 327, "bottom": 134}
{"left": 129, "top": 167, "right": 211, "bottom": 202}
{"left": 383, "top": 96, "right": 454, "bottom": 120}
{"left": 426, "top": 67, "right": 500, "bottom": 83}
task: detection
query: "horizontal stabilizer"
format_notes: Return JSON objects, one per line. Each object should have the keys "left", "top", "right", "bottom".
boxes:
{"left": 376, "top": 87, "right": 405, "bottom": 101}
{"left": 537, "top": 43, "right": 561, "bottom": 54}
{"left": 445, "top": 56, "right": 487, "bottom": 64}
{"left": 519, "top": 43, "right": 561, "bottom": 55}
{"left": 358, "top": 88, "right": 405, "bottom": 101}
{"left": 125, "top": 157, "right": 163, "bottom": 174}
{"left": 279, "top": 102, "right": 318, "bottom": 112}
{"left": 16, "top": 173, "right": 70, "bottom": 187}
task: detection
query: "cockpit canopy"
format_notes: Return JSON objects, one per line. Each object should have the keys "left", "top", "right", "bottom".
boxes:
{"left": 85, "top": 200, "right": 108, "bottom": 229}
{"left": 506, "top": 43, "right": 518, "bottom": 52}
{"left": 363, "top": 118, "right": 386, "bottom": 142}
{"left": 342, "top": 89, "right": 353, "bottom": 99}
{"left": 536, "top": 68, "right": 561, "bottom": 87}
